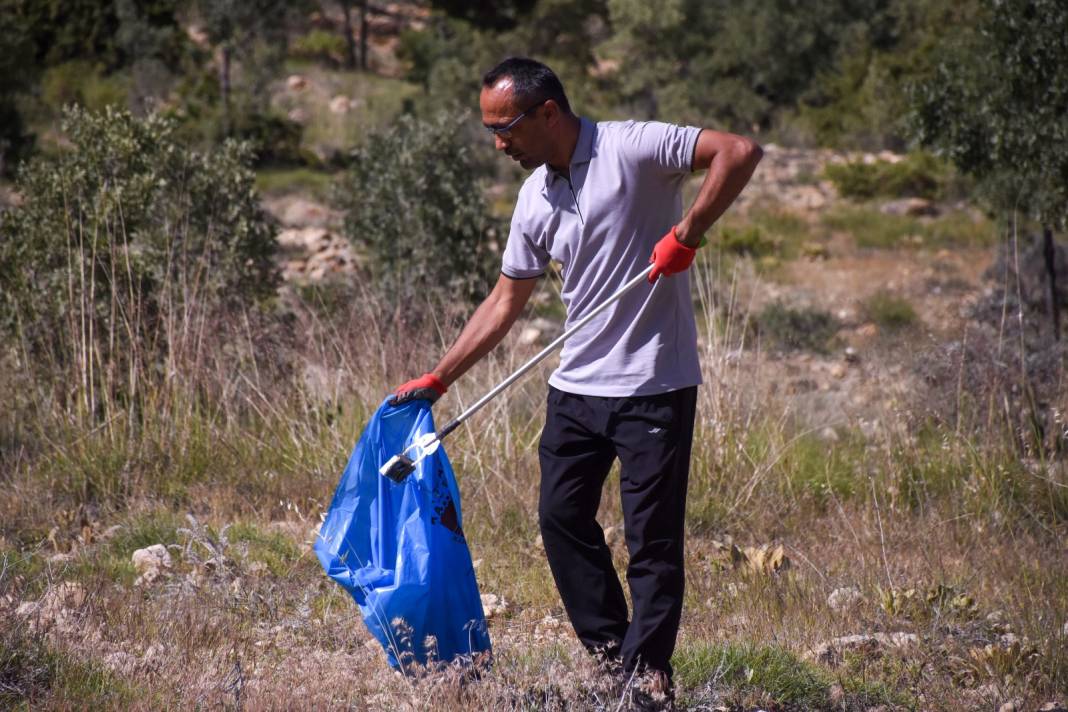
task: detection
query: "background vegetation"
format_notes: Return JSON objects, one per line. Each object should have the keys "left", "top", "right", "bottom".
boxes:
{"left": 1, "top": 0, "right": 1066, "bottom": 710}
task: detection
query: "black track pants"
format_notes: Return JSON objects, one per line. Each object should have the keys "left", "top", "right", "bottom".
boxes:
{"left": 537, "top": 385, "right": 697, "bottom": 678}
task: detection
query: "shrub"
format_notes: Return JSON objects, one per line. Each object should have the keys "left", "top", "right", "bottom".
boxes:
{"left": 0, "top": 106, "right": 277, "bottom": 410}
{"left": 719, "top": 224, "right": 779, "bottom": 258}
{"left": 821, "top": 206, "right": 921, "bottom": 249}
{"left": 824, "top": 152, "right": 950, "bottom": 200}
{"left": 335, "top": 111, "right": 500, "bottom": 305}
{"left": 291, "top": 29, "right": 347, "bottom": 66}
{"left": 863, "top": 292, "right": 918, "bottom": 330}
{"left": 40, "top": 60, "right": 128, "bottom": 114}
{"left": 755, "top": 302, "right": 839, "bottom": 353}
{"left": 229, "top": 110, "right": 308, "bottom": 167}
{"left": 717, "top": 207, "right": 813, "bottom": 262}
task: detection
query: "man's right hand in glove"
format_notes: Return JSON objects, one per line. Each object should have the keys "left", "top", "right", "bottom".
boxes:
{"left": 390, "top": 373, "right": 447, "bottom": 406}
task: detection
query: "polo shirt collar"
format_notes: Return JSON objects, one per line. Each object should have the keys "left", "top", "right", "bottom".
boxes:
{"left": 543, "top": 116, "right": 595, "bottom": 189}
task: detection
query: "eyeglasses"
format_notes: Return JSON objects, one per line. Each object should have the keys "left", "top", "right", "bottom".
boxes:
{"left": 484, "top": 99, "right": 548, "bottom": 139}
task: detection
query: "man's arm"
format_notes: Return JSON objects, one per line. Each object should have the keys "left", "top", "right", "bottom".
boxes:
{"left": 392, "top": 273, "right": 540, "bottom": 404}
{"left": 675, "top": 130, "right": 763, "bottom": 248}
{"left": 431, "top": 272, "right": 540, "bottom": 385}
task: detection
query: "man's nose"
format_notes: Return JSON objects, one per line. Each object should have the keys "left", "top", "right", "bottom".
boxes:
{"left": 493, "top": 134, "right": 510, "bottom": 151}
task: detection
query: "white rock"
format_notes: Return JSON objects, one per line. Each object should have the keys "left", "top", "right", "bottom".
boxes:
{"left": 480, "top": 593, "right": 509, "bottom": 619}
{"left": 99, "top": 525, "right": 123, "bottom": 541}
{"left": 329, "top": 95, "right": 351, "bottom": 114}
{"left": 804, "top": 632, "right": 918, "bottom": 664}
{"left": 47, "top": 581, "right": 87, "bottom": 609}
{"left": 819, "top": 427, "right": 840, "bottom": 443}
{"left": 518, "top": 327, "right": 541, "bottom": 345}
{"left": 880, "top": 197, "right": 937, "bottom": 217}
{"left": 103, "top": 651, "right": 138, "bottom": 675}
{"left": 132, "top": 544, "right": 172, "bottom": 573}
{"left": 15, "top": 601, "right": 40, "bottom": 617}
{"left": 286, "top": 75, "right": 306, "bottom": 91}
{"left": 827, "top": 586, "right": 863, "bottom": 611}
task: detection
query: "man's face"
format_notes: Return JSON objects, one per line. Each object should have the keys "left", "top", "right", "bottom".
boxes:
{"left": 480, "top": 80, "right": 552, "bottom": 171}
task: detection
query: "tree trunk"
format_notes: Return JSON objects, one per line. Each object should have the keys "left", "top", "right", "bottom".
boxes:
{"left": 340, "top": 0, "right": 357, "bottom": 70}
{"left": 1043, "top": 225, "right": 1060, "bottom": 341}
{"left": 220, "top": 45, "right": 232, "bottom": 136}
{"left": 358, "top": 0, "right": 369, "bottom": 71}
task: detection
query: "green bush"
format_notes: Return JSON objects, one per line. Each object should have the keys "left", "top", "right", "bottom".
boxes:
{"left": 291, "top": 29, "right": 347, "bottom": 66}
{"left": 822, "top": 205, "right": 995, "bottom": 249}
{"left": 0, "top": 106, "right": 277, "bottom": 403}
{"left": 335, "top": 111, "right": 500, "bottom": 304}
{"left": 824, "top": 152, "right": 950, "bottom": 200}
{"left": 229, "top": 110, "right": 308, "bottom": 167}
{"left": 755, "top": 302, "right": 839, "bottom": 353}
{"left": 719, "top": 224, "right": 779, "bottom": 258}
{"left": 821, "top": 206, "right": 921, "bottom": 249}
{"left": 40, "top": 60, "right": 128, "bottom": 114}
{"left": 863, "top": 292, "right": 918, "bottom": 330}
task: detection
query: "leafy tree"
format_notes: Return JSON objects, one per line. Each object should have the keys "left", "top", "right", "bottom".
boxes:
{"left": 798, "top": 0, "right": 978, "bottom": 149}
{"left": 910, "top": 0, "right": 1068, "bottom": 337}
{"left": 196, "top": 0, "right": 305, "bottom": 133}
{"left": 429, "top": 0, "right": 538, "bottom": 31}
{"left": 114, "top": 0, "right": 191, "bottom": 112}
{"left": 335, "top": 112, "right": 500, "bottom": 306}
{"left": 0, "top": 107, "right": 277, "bottom": 404}
{"left": 601, "top": 0, "right": 896, "bottom": 130}
{"left": 0, "top": 0, "right": 39, "bottom": 174}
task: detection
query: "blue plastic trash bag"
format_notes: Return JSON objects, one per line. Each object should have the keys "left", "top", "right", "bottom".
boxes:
{"left": 314, "top": 398, "right": 491, "bottom": 671}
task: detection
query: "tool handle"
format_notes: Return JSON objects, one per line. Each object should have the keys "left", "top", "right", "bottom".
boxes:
{"left": 435, "top": 265, "right": 655, "bottom": 440}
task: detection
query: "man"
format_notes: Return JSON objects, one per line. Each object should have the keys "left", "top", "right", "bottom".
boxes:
{"left": 392, "top": 57, "right": 762, "bottom": 695}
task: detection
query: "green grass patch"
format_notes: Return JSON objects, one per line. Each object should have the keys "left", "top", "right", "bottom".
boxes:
{"left": 256, "top": 167, "right": 336, "bottom": 199}
{"left": 754, "top": 302, "right": 840, "bottom": 353}
{"left": 7, "top": 398, "right": 359, "bottom": 541}
{"left": 823, "top": 205, "right": 997, "bottom": 249}
{"left": 779, "top": 433, "right": 861, "bottom": 507}
{"left": 824, "top": 152, "right": 950, "bottom": 200}
{"left": 674, "top": 641, "right": 830, "bottom": 705}
{"left": 674, "top": 641, "right": 907, "bottom": 709}
{"left": 228, "top": 521, "right": 303, "bottom": 576}
{"left": 278, "top": 64, "right": 420, "bottom": 152}
{"left": 822, "top": 206, "right": 921, "bottom": 249}
{"left": 0, "top": 629, "right": 138, "bottom": 709}
{"left": 922, "top": 208, "right": 999, "bottom": 248}
{"left": 75, "top": 511, "right": 184, "bottom": 584}
{"left": 862, "top": 292, "right": 918, "bottom": 331}
{"left": 716, "top": 206, "right": 815, "bottom": 265}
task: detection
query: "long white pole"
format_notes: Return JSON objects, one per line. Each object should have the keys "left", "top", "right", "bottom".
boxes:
{"left": 436, "top": 265, "right": 655, "bottom": 439}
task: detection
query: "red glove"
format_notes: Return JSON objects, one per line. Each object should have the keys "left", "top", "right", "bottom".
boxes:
{"left": 648, "top": 226, "right": 698, "bottom": 283}
{"left": 390, "top": 373, "right": 447, "bottom": 406}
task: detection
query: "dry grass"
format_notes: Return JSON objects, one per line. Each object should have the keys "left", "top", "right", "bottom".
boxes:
{"left": 2, "top": 247, "right": 1066, "bottom": 710}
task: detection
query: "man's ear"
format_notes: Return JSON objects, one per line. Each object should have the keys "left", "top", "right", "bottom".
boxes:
{"left": 543, "top": 99, "right": 561, "bottom": 127}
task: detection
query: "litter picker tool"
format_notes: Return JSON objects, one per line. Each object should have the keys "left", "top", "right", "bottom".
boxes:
{"left": 380, "top": 265, "right": 656, "bottom": 482}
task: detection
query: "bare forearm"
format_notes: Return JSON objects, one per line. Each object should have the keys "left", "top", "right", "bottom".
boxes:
{"left": 676, "top": 137, "right": 763, "bottom": 247}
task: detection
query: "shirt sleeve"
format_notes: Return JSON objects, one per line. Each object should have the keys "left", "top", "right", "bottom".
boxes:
{"left": 625, "top": 120, "right": 702, "bottom": 176}
{"left": 500, "top": 204, "right": 550, "bottom": 279}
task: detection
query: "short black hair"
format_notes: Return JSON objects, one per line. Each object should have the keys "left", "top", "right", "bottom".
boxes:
{"left": 482, "top": 57, "right": 572, "bottom": 115}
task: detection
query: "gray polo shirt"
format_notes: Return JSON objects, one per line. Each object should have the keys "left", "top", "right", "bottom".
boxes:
{"left": 502, "top": 117, "right": 703, "bottom": 397}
